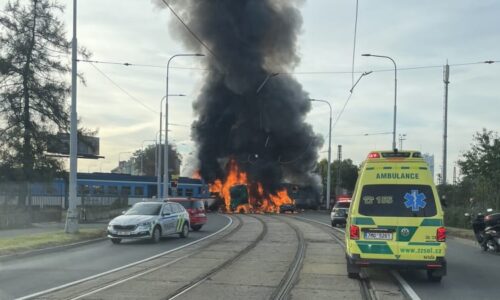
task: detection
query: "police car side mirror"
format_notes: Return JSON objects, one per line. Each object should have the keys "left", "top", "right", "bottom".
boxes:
{"left": 162, "top": 212, "right": 171, "bottom": 216}
{"left": 121, "top": 210, "right": 126, "bottom": 215}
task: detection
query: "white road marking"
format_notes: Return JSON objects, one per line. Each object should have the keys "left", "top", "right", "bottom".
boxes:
{"left": 294, "top": 215, "right": 422, "bottom": 300}
{"left": 16, "top": 215, "right": 233, "bottom": 300}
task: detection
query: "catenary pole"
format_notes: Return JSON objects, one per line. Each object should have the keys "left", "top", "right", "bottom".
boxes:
{"left": 65, "top": 0, "right": 78, "bottom": 233}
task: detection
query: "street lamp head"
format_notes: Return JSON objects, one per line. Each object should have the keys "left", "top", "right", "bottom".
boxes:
{"left": 363, "top": 71, "right": 373, "bottom": 76}
{"left": 195, "top": 54, "right": 205, "bottom": 57}
{"left": 361, "top": 53, "right": 372, "bottom": 57}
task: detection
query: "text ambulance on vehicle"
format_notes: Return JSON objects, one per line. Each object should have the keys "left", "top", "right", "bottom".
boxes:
{"left": 345, "top": 150, "right": 447, "bottom": 282}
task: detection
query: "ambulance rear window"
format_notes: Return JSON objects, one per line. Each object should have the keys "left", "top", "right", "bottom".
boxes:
{"left": 359, "top": 184, "right": 436, "bottom": 217}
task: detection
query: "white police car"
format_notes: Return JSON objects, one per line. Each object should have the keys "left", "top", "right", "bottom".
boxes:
{"left": 107, "top": 201, "right": 190, "bottom": 244}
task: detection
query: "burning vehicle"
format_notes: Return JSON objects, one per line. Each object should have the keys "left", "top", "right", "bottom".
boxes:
{"left": 161, "top": 0, "right": 324, "bottom": 212}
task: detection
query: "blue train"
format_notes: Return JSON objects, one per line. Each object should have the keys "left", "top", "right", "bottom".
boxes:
{"left": 30, "top": 173, "right": 210, "bottom": 207}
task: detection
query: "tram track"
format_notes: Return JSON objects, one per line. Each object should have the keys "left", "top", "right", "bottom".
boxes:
{"left": 269, "top": 216, "right": 306, "bottom": 300}
{"left": 21, "top": 215, "right": 238, "bottom": 300}
{"left": 166, "top": 215, "right": 268, "bottom": 300}
{"left": 292, "top": 216, "right": 377, "bottom": 300}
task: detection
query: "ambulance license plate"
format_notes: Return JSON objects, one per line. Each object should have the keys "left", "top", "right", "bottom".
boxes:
{"left": 364, "top": 232, "right": 392, "bottom": 240}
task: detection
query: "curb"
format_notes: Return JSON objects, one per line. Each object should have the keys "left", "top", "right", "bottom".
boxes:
{"left": 0, "top": 236, "right": 107, "bottom": 263}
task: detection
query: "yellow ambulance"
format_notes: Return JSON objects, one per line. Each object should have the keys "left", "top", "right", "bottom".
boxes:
{"left": 345, "top": 150, "right": 447, "bottom": 282}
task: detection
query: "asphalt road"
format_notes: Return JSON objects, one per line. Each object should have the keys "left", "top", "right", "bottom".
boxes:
{"left": 299, "top": 211, "right": 500, "bottom": 300}
{"left": 0, "top": 213, "right": 230, "bottom": 300}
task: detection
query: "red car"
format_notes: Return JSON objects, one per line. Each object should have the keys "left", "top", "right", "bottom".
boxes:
{"left": 168, "top": 197, "right": 208, "bottom": 231}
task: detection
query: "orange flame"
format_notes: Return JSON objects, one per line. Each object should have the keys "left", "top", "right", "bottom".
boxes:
{"left": 192, "top": 170, "right": 202, "bottom": 180}
{"left": 209, "top": 159, "right": 293, "bottom": 213}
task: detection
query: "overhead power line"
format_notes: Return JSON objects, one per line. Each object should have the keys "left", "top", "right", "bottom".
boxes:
{"left": 159, "top": 0, "right": 219, "bottom": 60}
{"left": 78, "top": 58, "right": 497, "bottom": 75}
{"left": 89, "top": 62, "right": 157, "bottom": 114}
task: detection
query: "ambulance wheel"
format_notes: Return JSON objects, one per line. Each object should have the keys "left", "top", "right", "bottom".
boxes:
{"left": 346, "top": 256, "right": 360, "bottom": 279}
{"left": 427, "top": 270, "right": 443, "bottom": 282}
{"left": 110, "top": 238, "right": 121, "bottom": 244}
{"left": 179, "top": 223, "right": 189, "bottom": 238}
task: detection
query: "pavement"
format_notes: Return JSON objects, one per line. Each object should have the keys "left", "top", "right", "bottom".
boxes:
{"left": 0, "top": 222, "right": 107, "bottom": 239}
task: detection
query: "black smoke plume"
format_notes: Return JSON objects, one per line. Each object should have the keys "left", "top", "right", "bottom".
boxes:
{"left": 158, "top": 0, "right": 323, "bottom": 201}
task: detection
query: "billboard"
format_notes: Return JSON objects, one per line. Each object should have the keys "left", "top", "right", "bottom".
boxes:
{"left": 47, "top": 133, "right": 100, "bottom": 158}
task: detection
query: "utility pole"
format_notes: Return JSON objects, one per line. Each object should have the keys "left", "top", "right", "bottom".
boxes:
{"left": 453, "top": 164, "right": 457, "bottom": 185}
{"left": 442, "top": 63, "right": 450, "bottom": 185}
{"left": 398, "top": 134, "right": 406, "bottom": 150}
{"left": 337, "top": 145, "right": 342, "bottom": 195}
{"left": 65, "top": 0, "right": 79, "bottom": 233}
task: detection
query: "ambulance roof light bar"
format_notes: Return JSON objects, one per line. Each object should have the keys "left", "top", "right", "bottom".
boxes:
{"left": 367, "top": 152, "right": 380, "bottom": 159}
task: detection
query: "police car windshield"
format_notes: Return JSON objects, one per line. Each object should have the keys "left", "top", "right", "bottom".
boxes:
{"left": 359, "top": 184, "right": 437, "bottom": 217}
{"left": 125, "top": 203, "right": 162, "bottom": 216}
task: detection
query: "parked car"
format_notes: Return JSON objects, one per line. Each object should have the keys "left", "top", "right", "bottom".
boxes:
{"left": 168, "top": 197, "right": 208, "bottom": 231}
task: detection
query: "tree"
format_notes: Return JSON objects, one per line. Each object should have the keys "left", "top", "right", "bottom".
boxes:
{"left": 0, "top": 0, "right": 84, "bottom": 184}
{"left": 457, "top": 128, "right": 500, "bottom": 211}
{"left": 316, "top": 158, "right": 359, "bottom": 199}
{"left": 132, "top": 144, "right": 182, "bottom": 177}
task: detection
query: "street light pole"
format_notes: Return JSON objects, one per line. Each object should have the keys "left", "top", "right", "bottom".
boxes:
{"left": 65, "top": 0, "right": 79, "bottom": 233}
{"left": 309, "top": 99, "right": 333, "bottom": 210}
{"left": 164, "top": 54, "right": 204, "bottom": 200}
{"left": 158, "top": 94, "right": 184, "bottom": 196}
{"left": 362, "top": 54, "right": 398, "bottom": 150}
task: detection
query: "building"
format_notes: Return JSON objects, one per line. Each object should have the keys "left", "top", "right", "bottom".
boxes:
{"left": 422, "top": 153, "right": 435, "bottom": 181}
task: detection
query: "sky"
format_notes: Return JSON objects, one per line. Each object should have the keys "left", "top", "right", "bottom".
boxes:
{"left": 2, "top": 0, "right": 499, "bottom": 182}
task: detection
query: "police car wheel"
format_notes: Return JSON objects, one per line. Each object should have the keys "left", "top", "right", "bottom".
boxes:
{"left": 180, "top": 223, "right": 189, "bottom": 238}
{"left": 110, "top": 238, "right": 121, "bottom": 244}
{"left": 151, "top": 226, "right": 161, "bottom": 243}
{"left": 427, "top": 270, "right": 443, "bottom": 282}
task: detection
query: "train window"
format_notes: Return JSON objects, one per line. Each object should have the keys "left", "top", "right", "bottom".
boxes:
{"left": 93, "top": 185, "right": 105, "bottom": 195}
{"left": 78, "top": 185, "right": 90, "bottom": 195}
{"left": 198, "top": 187, "right": 202, "bottom": 195}
{"left": 121, "top": 186, "right": 131, "bottom": 196}
{"left": 108, "top": 186, "right": 118, "bottom": 195}
{"left": 134, "top": 186, "right": 144, "bottom": 196}
{"left": 185, "top": 188, "right": 193, "bottom": 197}
{"left": 168, "top": 188, "right": 172, "bottom": 196}
{"left": 177, "top": 188, "right": 184, "bottom": 196}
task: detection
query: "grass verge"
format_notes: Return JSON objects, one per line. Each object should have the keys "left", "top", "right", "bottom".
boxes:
{"left": 0, "top": 228, "right": 106, "bottom": 256}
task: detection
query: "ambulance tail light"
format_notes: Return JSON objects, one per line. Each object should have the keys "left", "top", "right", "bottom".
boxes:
{"left": 436, "top": 227, "right": 446, "bottom": 242}
{"left": 367, "top": 152, "right": 380, "bottom": 159}
{"left": 350, "top": 225, "right": 360, "bottom": 240}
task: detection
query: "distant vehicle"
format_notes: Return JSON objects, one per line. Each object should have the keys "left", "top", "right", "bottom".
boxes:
{"left": 345, "top": 150, "right": 447, "bottom": 282}
{"left": 279, "top": 203, "right": 296, "bottom": 214}
{"left": 330, "top": 200, "right": 351, "bottom": 227}
{"left": 107, "top": 201, "right": 190, "bottom": 244}
{"left": 466, "top": 208, "right": 500, "bottom": 252}
{"left": 229, "top": 184, "right": 249, "bottom": 212}
{"left": 169, "top": 197, "right": 208, "bottom": 231}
